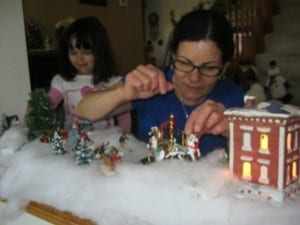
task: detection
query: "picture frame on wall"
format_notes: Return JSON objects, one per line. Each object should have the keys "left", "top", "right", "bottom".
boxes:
{"left": 80, "top": 0, "right": 107, "bottom": 6}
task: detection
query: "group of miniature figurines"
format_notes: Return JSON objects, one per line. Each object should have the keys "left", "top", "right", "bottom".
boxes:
{"left": 142, "top": 114, "right": 201, "bottom": 164}
{"left": 48, "top": 114, "right": 201, "bottom": 173}
{"left": 1, "top": 112, "right": 201, "bottom": 172}
{"left": 49, "top": 119, "right": 124, "bottom": 175}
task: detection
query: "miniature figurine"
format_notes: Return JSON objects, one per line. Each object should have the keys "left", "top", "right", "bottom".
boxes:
{"left": 93, "top": 142, "right": 109, "bottom": 160}
{"left": 1, "top": 114, "right": 19, "bottom": 134}
{"left": 100, "top": 154, "right": 116, "bottom": 176}
{"left": 69, "top": 122, "right": 79, "bottom": 147}
{"left": 100, "top": 145, "right": 123, "bottom": 176}
{"left": 119, "top": 133, "right": 129, "bottom": 148}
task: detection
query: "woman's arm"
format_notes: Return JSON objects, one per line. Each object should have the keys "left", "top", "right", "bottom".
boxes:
{"left": 76, "top": 82, "right": 132, "bottom": 121}
{"left": 76, "top": 64, "right": 173, "bottom": 121}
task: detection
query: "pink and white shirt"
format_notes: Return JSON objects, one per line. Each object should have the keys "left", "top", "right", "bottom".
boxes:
{"left": 48, "top": 74, "right": 131, "bottom": 132}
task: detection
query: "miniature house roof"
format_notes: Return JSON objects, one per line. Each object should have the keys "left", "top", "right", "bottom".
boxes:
{"left": 224, "top": 102, "right": 300, "bottom": 118}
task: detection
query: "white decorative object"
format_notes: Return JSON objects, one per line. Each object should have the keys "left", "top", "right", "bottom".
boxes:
{"left": 0, "top": 127, "right": 299, "bottom": 224}
{"left": 0, "top": 123, "right": 27, "bottom": 155}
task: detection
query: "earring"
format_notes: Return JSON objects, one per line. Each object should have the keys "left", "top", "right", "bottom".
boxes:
{"left": 219, "top": 74, "right": 225, "bottom": 80}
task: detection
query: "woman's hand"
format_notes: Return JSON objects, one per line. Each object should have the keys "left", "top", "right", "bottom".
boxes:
{"left": 184, "top": 100, "right": 229, "bottom": 138}
{"left": 123, "top": 64, "right": 174, "bottom": 100}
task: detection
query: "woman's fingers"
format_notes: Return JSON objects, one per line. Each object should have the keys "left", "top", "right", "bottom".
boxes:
{"left": 184, "top": 100, "right": 228, "bottom": 138}
{"left": 125, "top": 64, "right": 173, "bottom": 99}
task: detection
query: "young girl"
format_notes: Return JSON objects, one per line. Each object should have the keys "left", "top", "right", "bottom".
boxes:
{"left": 48, "top": 16, "right": 131, "bottom": 133}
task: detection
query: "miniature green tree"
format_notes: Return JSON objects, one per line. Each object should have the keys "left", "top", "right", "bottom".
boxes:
{"left": 25, "top": 89, "right": 59, "bottom": 141}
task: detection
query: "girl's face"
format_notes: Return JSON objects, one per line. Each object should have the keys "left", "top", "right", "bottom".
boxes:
{"left": 68, "top": 37, "right": 95, "bottom": 75}
{"left": 172, "top": 40, "right": 224, "bottom": 105}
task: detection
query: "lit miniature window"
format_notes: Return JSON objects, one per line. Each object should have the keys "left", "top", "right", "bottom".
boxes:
{"left": 242, "top": 161, "right": 252, "bottom": 180}
{"left": 286, "top": 165, "right": 291, "bottom": 185}
{"left": 292, "top": 161, "right": 298, "bottom": 180}
{"left": 258, "top": 165, "right": 269, "bottom": 184}
{"left": 242, "top": 132, "right": 252, "bottom": 151}
{"left": 286, "top": 132, "right": 292, "bottom": 152}
{"left": 259, "top": 134, "right": 269, "bottom": 153}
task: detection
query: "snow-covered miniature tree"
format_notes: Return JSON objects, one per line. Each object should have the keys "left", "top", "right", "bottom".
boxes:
{"left": 50, "top": 130, "right": 67, "bottom": 155}
{"left": 73, "top": 137, "right": 95, "bottom": 165}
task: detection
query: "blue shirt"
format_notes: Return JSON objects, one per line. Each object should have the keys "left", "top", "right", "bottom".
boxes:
{"left": 131, "top": 68, "right": 244, "bottom": 156}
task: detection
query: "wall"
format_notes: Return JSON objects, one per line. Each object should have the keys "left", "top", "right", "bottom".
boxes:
{"left": 0, "top": 0, "right": 31, "bottom": 121}
{"left": 22, "top": 0, "right": 144, "bottom": 74}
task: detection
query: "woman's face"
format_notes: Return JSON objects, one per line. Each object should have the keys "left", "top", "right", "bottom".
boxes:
{"left": 172, "top": 40, "right": 224, "bottom": 105}
{"left": 68, "top": 37, "right": 95, "bottom": 75}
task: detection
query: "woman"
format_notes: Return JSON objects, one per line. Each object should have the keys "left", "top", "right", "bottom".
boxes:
{"left": 76, "top": 9, "right": 244, "bottom": 156}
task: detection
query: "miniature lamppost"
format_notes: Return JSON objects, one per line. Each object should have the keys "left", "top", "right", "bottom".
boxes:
{"left": 168, "top": 114, "right": 175, "bottom": 152}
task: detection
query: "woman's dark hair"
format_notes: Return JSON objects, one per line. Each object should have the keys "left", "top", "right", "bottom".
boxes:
{"left": 165, "top": 9, "right": 234, "bottom": 66}
{"left": 58, "top": 16, "right": 117, "bottom": 84}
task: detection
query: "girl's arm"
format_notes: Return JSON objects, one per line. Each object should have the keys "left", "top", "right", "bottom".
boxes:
{"left": 48, "top": 75, "right": 64, "bottom": 109}
{"left": 48, "top": 88, "right": 64, "bottom": 109}
{"left": 116, "top": 111, "right": 132, "bottom": 134}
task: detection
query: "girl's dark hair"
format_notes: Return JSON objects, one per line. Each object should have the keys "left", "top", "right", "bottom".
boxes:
{"left": 165, "top": 9, "right": 234, "bottom": 66}
{"left": 58, "top": 16, "right": 117, "bottom": 84}
{"left": 269, "top": 60, "right": 277, "bottom": 66}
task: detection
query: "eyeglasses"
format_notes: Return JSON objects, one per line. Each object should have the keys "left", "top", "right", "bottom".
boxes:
{"left": 172, "top": 59, "right": 223, "bottom": 77}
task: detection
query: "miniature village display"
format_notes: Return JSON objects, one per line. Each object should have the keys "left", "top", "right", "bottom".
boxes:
{"left": 224, "top": 102, "right": 300, "bottom": 203}
{"left": 1, "top": 101, "right": 300, "bottom": 224}
{"left": 10, "top": 88, "right": 300, "bottom": 203}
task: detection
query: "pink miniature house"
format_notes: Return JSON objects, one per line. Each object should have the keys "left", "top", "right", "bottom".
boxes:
{"left": 224, "top": 103, "right": 300, "bottom": 202}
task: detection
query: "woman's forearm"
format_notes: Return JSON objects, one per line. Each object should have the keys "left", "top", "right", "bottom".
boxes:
{"left": 76, "top": 84, "right": 131, "bottom": 121}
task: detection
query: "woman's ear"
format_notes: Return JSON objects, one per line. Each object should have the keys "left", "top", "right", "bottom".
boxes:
{"left": 170, "top": 53, "right": 176, "bottom": 69}
{"left": 172, "top": 75, "right": 175, "bottom": 84}
{"left": 223, "top": 62, "right": 230, "bottom": 72}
